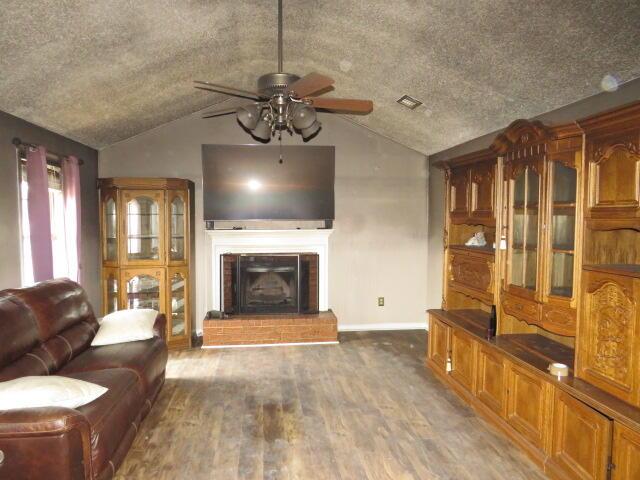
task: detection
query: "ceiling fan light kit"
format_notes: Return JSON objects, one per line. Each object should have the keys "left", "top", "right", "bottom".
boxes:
{"left": 196, "top": 0, "right": 373, "bottom": 142}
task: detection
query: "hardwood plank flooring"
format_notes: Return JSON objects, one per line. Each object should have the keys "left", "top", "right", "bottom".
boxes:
{"left": 115, "top": 331, "right": 546, "bottom": 480}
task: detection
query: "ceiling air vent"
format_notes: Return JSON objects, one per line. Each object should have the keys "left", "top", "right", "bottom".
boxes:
{"left": 396, "top": 95, "right": 423, "bottom": 110}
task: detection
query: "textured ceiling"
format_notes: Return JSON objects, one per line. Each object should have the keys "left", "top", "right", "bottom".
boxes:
{"left": 1, "top": 1, "right": 640, "bottom": 154}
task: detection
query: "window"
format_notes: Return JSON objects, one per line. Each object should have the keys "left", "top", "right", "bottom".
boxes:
{"left": 19, "top": 159, "right": 71, "bottom": 285}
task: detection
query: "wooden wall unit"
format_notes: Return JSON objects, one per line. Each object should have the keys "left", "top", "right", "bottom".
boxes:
{"left": 441, "top": 149, "right": 498, "bottom": 311}
{"left": 98, "top": 177, "right": 193, "bottom": 350}
{"left": 497, "top": 120, "right": 583, "bottom": 338}
{"left": 428, "top": 101, "right": 640, "bottom": 479}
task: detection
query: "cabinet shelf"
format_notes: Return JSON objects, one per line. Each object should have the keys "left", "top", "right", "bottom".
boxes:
{"left": 512, "top": 243, "right": 538, "bottom": 252}
{"left": 551, "top": 246, "right": 574, "bottom": 254}
{"left": 582, "top": 264, "right": 640, "bottom": 279}
{"left": 448, "top": 244, "right": 495, "bottom": 255}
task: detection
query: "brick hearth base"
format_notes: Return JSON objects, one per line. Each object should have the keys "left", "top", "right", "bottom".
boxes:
{"left": 202, "top": 311, "right": 338, "bottom": 347}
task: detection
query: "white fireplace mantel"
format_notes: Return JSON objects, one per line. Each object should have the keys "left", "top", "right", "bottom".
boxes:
{"left": 204, "top": 229, "right": 333, "bottom": 315}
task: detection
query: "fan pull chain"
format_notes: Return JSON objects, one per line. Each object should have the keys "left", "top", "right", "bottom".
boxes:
{"left": 279, "top": 133, "right": 284, "bottom": 164}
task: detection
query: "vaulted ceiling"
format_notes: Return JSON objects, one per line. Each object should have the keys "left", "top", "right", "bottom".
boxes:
{"left": 1, "top": 1, "right": 639, "bottom": 154}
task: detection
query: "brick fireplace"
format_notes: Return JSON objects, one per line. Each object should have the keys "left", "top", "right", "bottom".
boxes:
{"left": 202, "top": 229, "right": 337, "bottom": 347}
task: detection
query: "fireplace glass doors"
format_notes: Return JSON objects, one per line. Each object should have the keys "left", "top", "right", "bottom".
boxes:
{"left": 222, "top": 253, "right": 319, "bottom": 315}
{"left": 239, "top": 255, "right": 298, "bottom": 314}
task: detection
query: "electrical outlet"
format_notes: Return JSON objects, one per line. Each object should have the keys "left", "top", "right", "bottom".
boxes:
{"left": 378, "top": 297, "right": 384, "bottom": 306}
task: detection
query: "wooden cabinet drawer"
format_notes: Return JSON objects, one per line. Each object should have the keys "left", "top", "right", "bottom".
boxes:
{"left": 502, "top": 292, "right": 541, "bottom": 326}
{"left": 548, "top": 389, "right": 612, "bottom": 480}
{"left": 505, "top": 362, "right": 551, "bottom": 450}
{"left": 475, "top": 344, "right": 507, "bottom": 418}
{"left": 577, "top": 270, "right": 640, "bottom": 406}
{"left": 427, "top": 315, "right": 450, "bottom": 375}
{"left": 540, "top": 302, "right": 577, "bottom": 337}
{"left": 448, "top": 250, "right": 494, "bottom": 304}
{"left": 450, "top": 329, "right": 477, "bottom": 393}
{"left": 612, "top": 423, "right": 640, "bottom": 480}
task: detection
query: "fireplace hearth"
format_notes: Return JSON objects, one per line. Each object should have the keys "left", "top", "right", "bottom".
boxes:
{"left": 222, "top": 253, "right": 319, "bottom": 315}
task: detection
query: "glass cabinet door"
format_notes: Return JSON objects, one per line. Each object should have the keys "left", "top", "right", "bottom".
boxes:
{"left": 123, "top": 269, "right": 165, "bottom": 311}
{"left": 104, "top": 196, "right": 118, "bottom": 263}
{"left": 548, "top": 162, "right": 577, "bottom": 297}
{"left": 509, "top": 165, "right": 541, "bottom": 292}
{"left": 169, "top": 194, "right": 187, "bottom": 263}
{"left": 168, "top": 268, "right": 188, "bottom": 342}
{"left": 102, "top": 268, "right": 119, "bottom": 315}
{"left": 123, "top": 190, "right": 164, "bottom": 264}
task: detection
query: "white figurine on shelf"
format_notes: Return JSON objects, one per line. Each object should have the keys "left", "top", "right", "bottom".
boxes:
{"left": 465, "top": 231, "right": 487, "bottom": 247}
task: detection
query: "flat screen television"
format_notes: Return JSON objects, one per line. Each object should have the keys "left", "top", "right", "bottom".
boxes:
{"left": 202, "top": 145, "right": 335, "bottom": 221}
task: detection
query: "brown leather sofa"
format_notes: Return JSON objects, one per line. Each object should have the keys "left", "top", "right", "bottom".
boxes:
{"left": 0, "top": 279, "right": 168, "bottom": 479}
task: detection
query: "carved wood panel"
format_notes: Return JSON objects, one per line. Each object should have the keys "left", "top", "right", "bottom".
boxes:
{"left": 540, "top": 303, "right": 577, "bottom": 337}
{"left": 578, "top": 271, "right": 639, "bottom": 406}
{"left": 448, "top": 252, "right": 494, "bottom": 304}
{"left": 502, "top": 292, "right": 540, "bottom": 326}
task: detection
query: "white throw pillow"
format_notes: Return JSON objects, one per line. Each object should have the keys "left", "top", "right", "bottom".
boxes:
{"left": 91, "top": 309, "right": 158, "bottom": 346}
{"left": 0, "top": 376, "right": 107, "bottom": 411}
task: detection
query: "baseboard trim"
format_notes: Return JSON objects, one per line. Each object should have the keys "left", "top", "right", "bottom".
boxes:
{"left": 338, "top": 322, "right": 427, "bottom": 332}
{"left": 201, "top": 341, "right": 339, "bottom": 350}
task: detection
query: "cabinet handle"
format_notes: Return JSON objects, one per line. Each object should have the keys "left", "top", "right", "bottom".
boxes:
{"left": 0, "top": 449, "right": 4, "bottom": 466}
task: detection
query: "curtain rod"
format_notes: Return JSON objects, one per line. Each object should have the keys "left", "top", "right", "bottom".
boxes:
{"left": 12, "top": 137, "right": 85, "bottom": 165}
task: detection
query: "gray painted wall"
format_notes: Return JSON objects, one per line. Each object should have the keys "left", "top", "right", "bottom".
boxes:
{"left": 0, "top": 110, "right": 100, "bottom": 307}
{"left": 99, "top": 112, "right": 431, "bottom": 332}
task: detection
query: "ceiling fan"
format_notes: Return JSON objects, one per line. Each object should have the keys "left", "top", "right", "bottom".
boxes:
{"left": 194, "top": 0, "right": 373, "bottom": 141}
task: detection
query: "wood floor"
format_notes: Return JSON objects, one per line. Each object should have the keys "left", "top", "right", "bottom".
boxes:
{"left": 116, "top": 331, "right": 547, "bottom": 480}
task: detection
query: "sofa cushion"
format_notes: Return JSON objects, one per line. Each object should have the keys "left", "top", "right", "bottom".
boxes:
{"left": 60, "top": 337, "right": 168, "bottom": 395}
{"left": 0, "top": 296, "right": 40, "bottom": 370}
{"left": 61, "top": 369, "right": 144, "bottom": 477}
{"left": 6, "top": 279, "right": 99, "bottom": 371}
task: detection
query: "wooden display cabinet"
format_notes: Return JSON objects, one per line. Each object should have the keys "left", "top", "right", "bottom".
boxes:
{"left": 98, "top": 178, "right": 193, "bottom": 350}
{"left": 427, "top": 102, "right": 640, "bottom": 480}
{"left": 499, "top": 121, "right": 582, "bottom": 337}
{"left": 578, "top": 102, "right": 640, "bottom": 231}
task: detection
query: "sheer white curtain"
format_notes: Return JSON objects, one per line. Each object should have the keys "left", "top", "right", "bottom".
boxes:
{"left": 62, "top": 156, "right": 82, "bottom": 282}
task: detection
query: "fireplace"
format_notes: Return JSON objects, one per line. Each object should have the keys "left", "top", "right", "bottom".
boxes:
{"left": 222, "top": 253, "right": 319, "bottom": 315}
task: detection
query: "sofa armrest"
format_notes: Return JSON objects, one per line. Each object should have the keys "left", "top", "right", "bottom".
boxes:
{"left": 0, "top": 407, "right": 89, "bottom": 438}
{"left": 153, "top": 313, "right": 167, "bottom": 341}
{"left": 0, "top": 407, "right": 93, "bottom": 479}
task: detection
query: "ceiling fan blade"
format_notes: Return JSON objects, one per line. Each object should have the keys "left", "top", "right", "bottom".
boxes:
{"left": 194, "top": 80, "right": 265, "bottom": 100}
{"left": 307, "top": 97, "right": 374, "bottom": 114}
{"left": 202, "top": 107, "right": 238, "bottom": 119}
{"left": 287, "top": 72, "right": 335, "bottom": 98}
